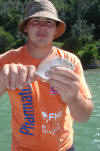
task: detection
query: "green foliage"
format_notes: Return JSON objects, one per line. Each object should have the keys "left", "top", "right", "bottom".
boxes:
{"left": 0, "top": 27, "right": 14, "bottom": 54}
{"left": 0, "top": 0, "right": 100, "bottom": 67}
{"left": 93, "top": 40, "right": 100, "bottom": 58}
{"left": 53, "top": 41, "right": 64, "bottom": 48}
{"left": 77, "top": 43, "right": 99, "bottom": 68}
{"left": 52, "top": 0, "right": 69, "bottom": 22}
{"left": 13, "top": 37, "right": 27, "bottom": 49}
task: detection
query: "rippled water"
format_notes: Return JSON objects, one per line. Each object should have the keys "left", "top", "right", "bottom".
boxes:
{"left": 0, "top": 93, "right": 11, "bottom": 150}
{"left": 74, "top": 69, "right": 100, "bottom": 151}
{"left": 0, "top": 69, "right": 100, "bottom": 151}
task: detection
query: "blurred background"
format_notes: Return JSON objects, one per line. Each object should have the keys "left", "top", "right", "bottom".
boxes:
{"left": 0, "top": 0, "right": 100, "bottom": 69}
{"left": 0, "top": 0, "right": 100, "bottom": 150}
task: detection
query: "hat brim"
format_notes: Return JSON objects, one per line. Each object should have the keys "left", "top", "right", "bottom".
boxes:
{"left": 18, "top": 11, "right": 66, "bottom": 39}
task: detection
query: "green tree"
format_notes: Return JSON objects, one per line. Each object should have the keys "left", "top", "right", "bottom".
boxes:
{"left": 77, "top": 43, "right": 99, "bottom": 69}
{"left": 0, "top": 0, "right": 100, "bottom": 68}
{"left": 0, "top": 27, "right": 14, "bottom": 54}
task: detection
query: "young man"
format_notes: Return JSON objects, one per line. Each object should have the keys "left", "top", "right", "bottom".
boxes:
{"left": 0, "top": 0, "right": 93, "bottom": 151}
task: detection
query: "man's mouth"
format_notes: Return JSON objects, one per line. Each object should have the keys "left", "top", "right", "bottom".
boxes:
{"left": 36, "top": 33, "right": 48, "bottom": 38}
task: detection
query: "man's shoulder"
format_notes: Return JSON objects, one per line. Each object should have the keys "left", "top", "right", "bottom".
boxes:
{"left": 0, "top": 46, "right": 24, "bottom": 59}
{"left": 54, "top": 46, "right": 80, "bottom": 63}
{"left": 0, "top": 45, "right": 25, "bottom": 64}
{"left": 0, "top": 45, "right": 25, "bottom": 57}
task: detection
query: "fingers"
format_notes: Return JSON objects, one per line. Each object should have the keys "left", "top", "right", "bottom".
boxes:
{"left": 16, "top": 64, "right": 28, "bottom": 89}
{"left": 52, "top": 66, "right": 79, "bottom": 80}
{"left": 0, "top": 64, "right": 36, "bottom": 90}
{"left": 1, "top": 64, "right": 10, "bottom": 89}
{"left": 46, "top": 66, "right": 80, "bottom": 84}
{"left": 46, "top": 66, "right": 80, "bottom": 102}
{"left": 49, "top": 77, "right": 80, "bottom": 103}
{"left": 9, "top": 63, "right": 18, "bottom": 90}
{"left": 26, "top": 65, "right": 36, "bottom": 84}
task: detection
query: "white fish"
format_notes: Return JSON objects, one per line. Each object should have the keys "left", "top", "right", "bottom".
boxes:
{"left": 35, "top": 55, "right": 74, "bottom": 82}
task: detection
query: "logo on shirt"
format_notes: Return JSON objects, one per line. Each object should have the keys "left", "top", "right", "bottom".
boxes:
{"left": 41, "top": 111, "right": 62, "bottom": 135}
{"left": 19, "top": 84, "right": 35, "bottom": 136}
{"left": 42, "top": 111, "right": 62, "bottom": 123}
{"left": 50, "top": 86, "right": 58, "bottom": 95}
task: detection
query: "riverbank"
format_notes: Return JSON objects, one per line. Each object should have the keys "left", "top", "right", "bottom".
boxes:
{"left": 83, "top": 59, "right": 100, "bottom": 70}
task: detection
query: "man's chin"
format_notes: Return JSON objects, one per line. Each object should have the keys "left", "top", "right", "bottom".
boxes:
{"left": 36, "top": 44, "right": 49, "bottom": 49}
{"left": 35, "top": 41, "right": 51, "bottom": 48}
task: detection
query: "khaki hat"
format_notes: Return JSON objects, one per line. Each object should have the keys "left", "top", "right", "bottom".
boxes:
{"left": 18, "top": 0, "right": 66, "bottom": 39}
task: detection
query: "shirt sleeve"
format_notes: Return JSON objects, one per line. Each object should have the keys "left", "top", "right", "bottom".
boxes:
{"left": 0, "top": 50, "right": 15, "bottom": 69}
{"left": 74, "top": 58, "right": 92, "bottom": 99}
{"left": 61, "top": 50, "right": 92, "bottom": 99}
{"left": 0, "top": 52, "right": 10, "bottom": 68}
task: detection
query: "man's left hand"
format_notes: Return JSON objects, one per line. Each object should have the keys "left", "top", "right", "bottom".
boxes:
{"left": 46, "top": 66, "right": 80, "bottom": 104}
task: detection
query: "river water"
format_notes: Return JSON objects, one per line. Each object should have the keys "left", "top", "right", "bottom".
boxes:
{"left": 0, "top": 69, "right": 100, "bottom": 151}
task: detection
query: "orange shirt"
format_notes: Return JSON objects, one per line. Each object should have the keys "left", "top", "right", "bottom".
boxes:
{"left": 0, "top": 45, "right": 91, "bottom": 151}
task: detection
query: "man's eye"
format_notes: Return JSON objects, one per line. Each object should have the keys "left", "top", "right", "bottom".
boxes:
{"left": 46, "top": 21, "right": 54, "bottom": 25}
{"left": 29, "top": 19, "right": 40, "bottom": 25}
{"left": 33, "top": 20, "right": 40, "bottom": 23}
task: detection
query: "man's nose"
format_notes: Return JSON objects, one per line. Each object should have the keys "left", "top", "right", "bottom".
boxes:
{"left": 39, "top": 22, "right": 47, "bottom": 28}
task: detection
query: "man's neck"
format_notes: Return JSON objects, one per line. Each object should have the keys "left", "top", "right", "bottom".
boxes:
{"left": 26, "top": 42, "right": 53, "bottom": 59}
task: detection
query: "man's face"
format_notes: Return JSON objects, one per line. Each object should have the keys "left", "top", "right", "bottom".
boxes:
{"left": 24, "top": 17, "right": 57, "bottom": 48}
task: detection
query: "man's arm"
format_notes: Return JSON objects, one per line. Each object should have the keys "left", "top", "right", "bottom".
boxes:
{"left": 66, "top": 92, "right": 93, "bottom": 122}
{"left": 46, "top": 66, "right": 93, "bottom": 122}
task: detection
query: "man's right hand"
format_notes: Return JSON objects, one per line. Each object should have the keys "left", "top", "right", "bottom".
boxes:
{"left": 0, "top": 63, "right": 36, "bottom": 93}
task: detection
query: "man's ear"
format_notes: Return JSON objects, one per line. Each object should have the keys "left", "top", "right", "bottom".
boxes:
{"left": 54, "top": 28, "right": 58, "bottom": 38}
{"left": 24, "top": 25, "right": 28, "bottom": 33}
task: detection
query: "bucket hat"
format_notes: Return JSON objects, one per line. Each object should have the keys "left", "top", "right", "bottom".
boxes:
{"left": 18, "top": 0, "right": 66, "bottom": 39}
